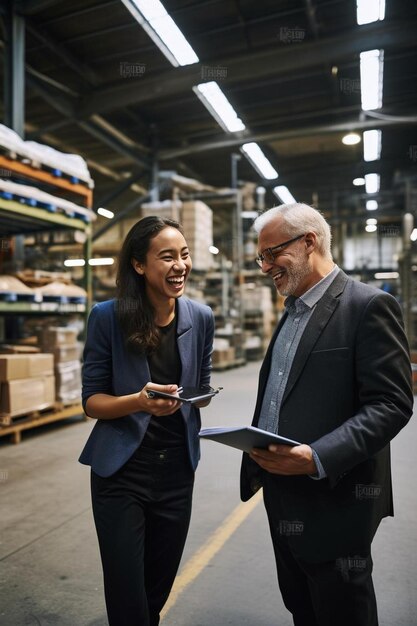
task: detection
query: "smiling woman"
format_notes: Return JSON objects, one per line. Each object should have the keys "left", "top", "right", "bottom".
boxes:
{"left": 119, "top": 217, "right": 192, "bottom": 349}
{"left": 79, "top": 215, "right": 215, "bottom": 626}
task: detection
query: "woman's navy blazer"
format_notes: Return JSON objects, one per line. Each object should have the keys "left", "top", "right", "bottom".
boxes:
{"left": 79, "top": 297, "right": 214, "bottom": 477}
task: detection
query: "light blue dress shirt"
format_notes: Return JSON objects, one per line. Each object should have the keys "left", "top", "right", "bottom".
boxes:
{"left": 258, "top": 265, "right": 340, "bottom": 479}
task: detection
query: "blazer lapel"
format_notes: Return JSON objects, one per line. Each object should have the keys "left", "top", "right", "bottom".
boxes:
{"left": 176, "top": 298, "right": 193, "bottom": 386}
{"left": 281, "top": 270, "right": 349, "bottom": 405}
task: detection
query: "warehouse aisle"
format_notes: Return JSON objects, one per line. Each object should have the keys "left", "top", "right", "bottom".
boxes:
{"left": 0, "top": 362, "right": 416, "bottom": 626}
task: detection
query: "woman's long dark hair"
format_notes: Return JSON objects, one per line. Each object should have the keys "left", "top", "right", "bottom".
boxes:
{"left": 116, "top": 216, "right": 184, "bottom": 353}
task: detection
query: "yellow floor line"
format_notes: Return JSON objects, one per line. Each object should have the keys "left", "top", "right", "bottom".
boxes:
{"left": 161, "top": 489, "right": 262, "bottom": 620}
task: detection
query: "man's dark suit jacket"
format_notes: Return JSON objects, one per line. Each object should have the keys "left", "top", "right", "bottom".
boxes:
{"left": 241, "top": 270, "right": 413, "bottom": 563}
{"left": 79, "top": 297, "right": 214, "bottom": 478}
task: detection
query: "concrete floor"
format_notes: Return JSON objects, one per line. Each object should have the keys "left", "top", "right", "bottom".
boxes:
{"left": 0, "top": 361, "right": 416, "bottom": 626}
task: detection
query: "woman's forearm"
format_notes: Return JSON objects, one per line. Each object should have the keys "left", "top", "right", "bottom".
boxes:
{"left": 85, "top": 392, "right": 143, "bottom": 419}
{"left": 85, "top": 383, "right": 183, "bottom": 419}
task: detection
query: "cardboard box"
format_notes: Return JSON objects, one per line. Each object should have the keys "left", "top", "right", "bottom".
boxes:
{"left": 0, "top": 375, "right": 55, "bottom": 416}
{"left": 212, "top": 347, "right": 235, "bottom": 366}
{"left": 55, "top": 360, "right": 82, "bottom": 403}
{"left": 0, "top": 354, "right": 54, "bottom": 381}
{"left": 52, "top": 344, "right": 81, "bottom": 363}
{"left": 40, "top": 327, "right": 78, "bottom": 347}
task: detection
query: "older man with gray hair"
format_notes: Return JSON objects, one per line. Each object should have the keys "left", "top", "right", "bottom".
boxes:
{"left": 241, "top": 203, "right": 413, "bottom": 626}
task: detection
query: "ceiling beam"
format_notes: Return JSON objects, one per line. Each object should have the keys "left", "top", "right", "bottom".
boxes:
{"left": 25, "top": 20, "right": 100, "bottom": 85}
{"left": 159, "top": 117, "right": 417, "bottom": 160}
{"left": 78, "top": 19, "right": 417, "bottom": 116}
{"left": 304, "top": 0, "right": 320, "bottom": 39}
{"left": 26, "top": 118, "right": 72, "bottom": 140}
{"left": 20, "top": 19, "right": 150, "bottom": 161}
{"left": 24, "top": 67, "right": 152, "bottom": 170}
{"left": 94, "top": 170, "right": 145, "bottom": 210}
{"left": 26, "top": 72, "right": 76, "bottom": 118}
{"left": 77, "top": 120, "right": 151, "bottom": 170}
{"left": 16, "top": 0, "right": 62, "bottom": 16}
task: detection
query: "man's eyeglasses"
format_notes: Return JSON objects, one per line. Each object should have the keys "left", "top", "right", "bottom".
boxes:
{"left": 255, "top": 234, "right": 305, "bottom": 267}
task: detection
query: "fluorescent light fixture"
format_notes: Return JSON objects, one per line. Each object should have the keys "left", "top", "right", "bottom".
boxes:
{"left": 88, "top": 258, "right": 115, "bottom": 266}
{"left": 366, "top": 200, "right": 378, "bottom": 211}
{"left": 360, "top": 49, "right": 384, "bottom": 111}
{"left": 209, "top": 245, "right": 219, "bottom": 255}
{"left": 365, "top": 173, "right": 380, "bottom": 193}
{"left": 374, "top": 272, "right": 399, "bottom": 279}
{"left": 241, "top": 211, "right": 259, "bottom": 219}
{"left": 363, "top": 129, "right": 382, "bottom": 161}
{"left": 366, "top": 218, "right": 378, "bottom": 225}
{"left": 97, "top": 207, "right": 114, "bottom": 219}
{"left": 342, "top": 133, "right": 361, "bottom": 145}
{"left": 241, "top": 143, "right": 278, "bottom": 180}
{"left": 273, "top": 185, "right": 296, "bottom": 204}
{"left": 410, "top": 228, "right": 417, "bottom": 242}
{"left": 120, "top": 0, "right": 199, "bottom": 67}
{"left": 64, "top": 259, "right": 86, "bottom": 267}
{"left": 353, "top": 177, "right": 365, "bottom": 186}
{"left": 365, "top": 224, "right": 377, "bottom": 232}
{"left": 193, "top": 82, "right": 245, "bottom": 133}
{"left": 356, "top": 0, "right": 385, "bottom": 25}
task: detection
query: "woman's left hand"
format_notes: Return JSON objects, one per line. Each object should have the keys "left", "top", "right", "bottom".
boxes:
{"left": 137, "top": 383, "right": 183, "bottom": 416}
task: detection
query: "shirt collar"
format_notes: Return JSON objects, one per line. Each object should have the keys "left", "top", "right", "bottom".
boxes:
{"left": 285, "top": 265, "right": 339, "bottom": 312}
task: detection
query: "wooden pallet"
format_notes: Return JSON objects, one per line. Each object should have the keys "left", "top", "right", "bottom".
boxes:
{"left": 0, "top": 403, "right": 85, "bottom": 444}
{"left": 0, "top": 402, "right": 56, "bottom": 427}
{"left": 212, "top": 358, "right": 246, "bottom": 371}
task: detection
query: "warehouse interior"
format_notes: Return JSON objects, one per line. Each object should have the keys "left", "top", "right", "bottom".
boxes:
{"left": 0, "top": 0, "right": 416, "bottom": 625}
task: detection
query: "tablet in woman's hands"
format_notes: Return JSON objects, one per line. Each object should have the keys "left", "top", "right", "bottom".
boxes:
{"left": 146, "top": 387, "right": 222, "bottom": 404}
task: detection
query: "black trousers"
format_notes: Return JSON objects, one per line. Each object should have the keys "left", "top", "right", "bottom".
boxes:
{"left": 263, "top": 477, "right": 379, "bottom": 626}
{"left": 91, "top": 445, "right": 194, "bottom": 626}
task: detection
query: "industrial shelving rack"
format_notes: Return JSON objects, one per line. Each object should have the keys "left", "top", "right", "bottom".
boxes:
{"left": 0, "top": 155, "right": 94, "bottom": 443}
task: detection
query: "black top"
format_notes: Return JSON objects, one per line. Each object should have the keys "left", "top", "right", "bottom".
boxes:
{"left": 141, "top": 315, "right": 185, "bottom": 448}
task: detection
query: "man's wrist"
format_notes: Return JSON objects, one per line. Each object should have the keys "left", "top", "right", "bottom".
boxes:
{"left": 309, "top": 448, "right": 327, "bottom": 480}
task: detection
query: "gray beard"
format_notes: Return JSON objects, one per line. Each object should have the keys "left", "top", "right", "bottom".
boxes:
{"left": 276, "top": 259, "right": 311, "bottom": 296}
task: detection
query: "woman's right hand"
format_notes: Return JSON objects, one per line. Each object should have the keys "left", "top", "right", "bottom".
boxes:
{"left": 137, "top": 383, "right": 182, "bottom": 416}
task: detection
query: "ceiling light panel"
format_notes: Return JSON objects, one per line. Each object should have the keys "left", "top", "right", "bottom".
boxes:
{"left": 193, "top": 83, "right": 246, "bottom": 133}
{"left": 365, "top": 173, "right": 380, "bottom": 193}
{"left": 241, "top": 143, "right": 278, "bottom": 180}
{"left": 360, "top": 49, "right": 384, "bottom": 111}
{"left": 121, "top": 0, "right": 199, "bottom": 67}
{"left": 273, "top": 186, "right": 296, "bottom": 204}
{"left": 363, "top": 129, "right": 382, "bottom": 161}
{"left": 356, "top": 0, "right": 385, "bottom": 25}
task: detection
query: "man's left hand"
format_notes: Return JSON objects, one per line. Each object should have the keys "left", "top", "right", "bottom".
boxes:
{"left": 249, "top": 444, "right": 317, "bottom": 475}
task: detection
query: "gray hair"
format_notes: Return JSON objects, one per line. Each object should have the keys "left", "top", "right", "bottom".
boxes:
{"left": 253, "top": 202, "right": 333, "bottom": 260}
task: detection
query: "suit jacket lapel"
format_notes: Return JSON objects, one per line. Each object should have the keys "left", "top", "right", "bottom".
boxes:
{"left": 281, "top": 270, "right": 349, "bottom": 405}
{"left": 176, "top": 298, "right": 193, "bottom": 386}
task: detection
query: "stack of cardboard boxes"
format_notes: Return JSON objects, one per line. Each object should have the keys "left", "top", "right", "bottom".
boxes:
{"left": 0, "top": 353, "right": 55, "bottom": 420}
{"left": 181, "top": 201, "right": 214, "bottom": 271}
{"left": 242, "top": 284, "right": 275, "bottom": 355}
{"left": 38, "top": 327, "right": 82, "bottom": 406}
{"left": 212, "top": 337, "right": 235, "bottom": 369}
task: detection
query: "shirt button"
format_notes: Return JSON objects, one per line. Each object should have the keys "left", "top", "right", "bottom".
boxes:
{"left": 278, "top": 371, "right": 283, "bottom": 376}
{"left": 159, "top": 453, "right": 165, "bottom": 459}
